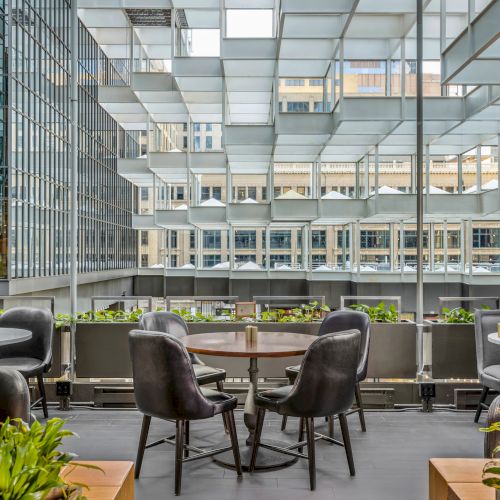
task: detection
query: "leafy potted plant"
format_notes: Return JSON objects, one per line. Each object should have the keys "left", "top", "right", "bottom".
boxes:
{"left": 480, "top": 417, "right": 500, "bottom": 499}
{"left": 0, "top": 417, "right": 99, "bottom": 499}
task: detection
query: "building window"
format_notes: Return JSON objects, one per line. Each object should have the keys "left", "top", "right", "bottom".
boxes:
{"left": 176, "top": 187, "right": 185, "bottom": 200}
{"left": 212, "top": 186, "right": 222, "bottom": 200}
{"left": 201, "top": 187, "right": 210, "bottom": 201}
{"left": 194, "top": 123, "right": 201, "bottom": 132}
{"left": 141, "top": 254, "right": 149, "bottom": 267}
{"left": 170, "top": 231, "right": 178, "bottom": 249}
{"left": 141, "top": 231, "right": 148, "bottom": 246}
{"left": 190, "top": 230, "right": 196, "bottom": 249}
{"left": 284, "top": 79, "right": 305, "bottom": 86}
{"left": 403, "top": 230, "right": 429, "bottom": 248}
{"left": 312, "top": 230, "right": 326, "bottom": 249}
{"left": 237, "top": 187, "right": 246, "bottom": 200}
{"left": 270, "top": 231, "right": 291, "bottom": 249}
{"left": 313, "top": 102, "right": 324, "bottom": 112}
{"left": 194, "top": 136, "right": 201, "bottom": 151}
{"left": 270, "top": 255, "right": 291, "bottom": 268}
{"left": 473, "top": 228, "right": 500, "bottom": 248}
{"left": 203, "top": 230, "right": 221, "bottom": 249}
{"left": 203, "top": 255, "right": 221, "bottom": 267}
{"left": 312, "top": 254, "right": 327, "bottom": 264}
{"left": 170, "top": 255, "right": 177, "bottom": 268}
{"left": 337, "top": 230, "right": 350, "bottom": 248}
{"left": 141, "top": 187, "right": 149, "bottom": 201}
{"left": 190, "top": 254, "right": 196, "bottom": 265}
{"left": 235, "top": 230, "right": 256, "bottom": 249}
{"left": 206, "top": 123, "right": 212, "bottom": 131}
{"left": 236, "top": 254, "right": 256, "bottom": 263}
{"left": 262, "top": 186, "right": 267, "bottom": 201}
{"left": 287, "top": 101, "right": 309, "bottom": 112}
{"left": 206, "top": 136, "right": 213, "bottom": 149}
{"left": 361, "top": 230, "right": 390, "bottom": 249}
{"left": 309, "top": 79, "right": 323, "bottom": 86}
{"left": 320, "top": 186, "right": 326, "bottom": 196}
{"left": 247, "top": 186, "right": 257, "bottom": 200}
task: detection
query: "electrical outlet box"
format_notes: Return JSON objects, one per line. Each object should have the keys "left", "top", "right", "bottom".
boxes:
{"left": 56, "top": 380, "right": 72, "bottom": 397}
{"left": 419, "top": 382, "right": 436, "bottom": 399}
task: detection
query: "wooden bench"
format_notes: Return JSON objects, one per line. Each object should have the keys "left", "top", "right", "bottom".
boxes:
{"left": 61, "top": 461, "right": 134, "bottom": 500}
{"left": 429, "top": 458, "right": 494, "bottom": 500}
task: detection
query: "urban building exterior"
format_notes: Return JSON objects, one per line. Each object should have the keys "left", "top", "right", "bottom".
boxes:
{"left": 0, "top": 1, "right": 136, "bottom": 306}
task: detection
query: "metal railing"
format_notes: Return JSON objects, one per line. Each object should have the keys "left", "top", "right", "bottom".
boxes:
{"left": 438, "top": 296, "right": 500, "bottom": 310}
{"left": 0, "top": 296, "right": 55, "bottom": 314}
{"left": 90, "top": 296, "right": 154, "bottom": 312}
{"left": 253, "top": 296, "right": 325, "bottom": 307}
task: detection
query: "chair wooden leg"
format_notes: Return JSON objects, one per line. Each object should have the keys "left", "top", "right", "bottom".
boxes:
{"left": 298, "top": 417, "right": 305, "bottom": 453}
{"left": 327, "top": 415, "right": 334, "bottom": 439}
{"left": 36, "top": 374, "right": 48, "bottom": 418}
{"left": 355, "top": 383, "right": 367, "bottom": 432}
{"left": 475, "top": 386, "right": 489, "bottom": 423}
{"left": 135, "top": 415, "right": 151, "bottom": 479}
{"left": 249, "top": 408, "right": 266, "bottom": 472}
{"left": 339, "top": 413, "right": 355, "bottom": 476}
{"left": 226, "top": 410, "right": 243, "bottom": 476}
{"left": 184, "top": 420, "right": 190, "bottom": 458}
{"left": 305, "top": 417, "right": 316, "bottom": 491}
{"left": 281, "top": 415, "right": 288, "bottom": 431}
{"left": 175, "top": 420, "right": 184, "bottom": 496}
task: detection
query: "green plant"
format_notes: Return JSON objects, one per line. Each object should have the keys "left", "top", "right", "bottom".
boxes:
{"left": 480, "top": 418, "right": 500, "bottom": 490}
{"left": 349, "top": 302, "right": 398, "bottom": 323}
{"left": 0, "top": 417, "right": 100, "bottom": 500}
{"left": 440, "top": 305, "right": 490, "bottom": 324}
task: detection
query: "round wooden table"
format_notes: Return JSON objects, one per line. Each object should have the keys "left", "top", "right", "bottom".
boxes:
{"left": 181, "top": 330, "right": 315, "bottom": 471}
{"left": 0, "top": 327, "right": 32, "bottom": 346}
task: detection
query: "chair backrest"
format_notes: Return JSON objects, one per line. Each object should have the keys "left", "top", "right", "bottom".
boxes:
{"left": 0, "top": 367, "right": 30, "bottom": 423}
{"left": 129, "top": 330, "right": 215, "bottom": 420}
{"left": 319, "top": 309, "right": 370, "bottom": 381}
{"left": 283, "top": 329, "right": 361, "bottom": 418}
{"left": 0, "top": 307, "right": 53, "bottom": 368}
{"left": 139, "top": 311, "right": 189, "bottom": 339}
{"left": 475, "top": 309, "right": 500, "bottom": 374}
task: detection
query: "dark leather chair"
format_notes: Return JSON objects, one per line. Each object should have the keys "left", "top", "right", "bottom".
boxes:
{"left": 0, "top": 307, "right": 53, "bottom": 418}
{"left": 484, "top": 395, "right": 500, "bottom": 458}
{"left": 140, "top": 312, "right": 226, "bottom": 390}
{"left": 250, "top": 329, "right": 361, "bottom": 491}
{"left": 0, "top": 367, "right": 30, "bottom": 423}
{"left": 474, "top": 310, "right": 500, "bottom": 422}
{"left": 282, "top": 309, "right": 370, "bottom": 433}
{"left": 129, "top": 330, "right": 242, "bottom": 495}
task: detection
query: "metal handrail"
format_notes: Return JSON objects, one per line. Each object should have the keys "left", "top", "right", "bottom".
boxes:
{"left": 90, "top": 296, "right": 154, "bottom": 312}
{"left": 253, "top": 296, "right": 326, "bottom": 306}
{"left": 0, "top": 296, "right": 55, "bottom": 314}
{"left": 340, "top": 295, "right": 402, "bottom": 322}
{"left": 165, "top": 296, "right": 239, "bottom": 311}
{"left": 438, "top": 296, "right": 500, "bottom": 309}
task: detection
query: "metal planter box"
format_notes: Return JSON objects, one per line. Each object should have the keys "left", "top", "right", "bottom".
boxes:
{"left": 366, "top": 323, "right": 417, "bottom": 379}
{"left": 430, "top": 322, "right": 477, "bottom": 379}
{"left": 74, "top": 321, "right": 418, "bottom": 380}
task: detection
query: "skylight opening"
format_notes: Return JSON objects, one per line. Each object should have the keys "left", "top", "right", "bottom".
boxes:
{"left": 226, "top": 9, "right": 274, "bottom": 38}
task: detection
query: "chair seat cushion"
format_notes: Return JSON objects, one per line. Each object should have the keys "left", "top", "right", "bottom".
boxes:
{"left": 0, "top": 357, "right": 45, "bottom": 377}
{"left": 285, "top": 365, "right": 300, "bottom": 381}
{"left": 201, "top": 388, "right": 237, "bottom": 415}
{"left": 482, "top": 365, "right": 500, "bottom": 391}
{"left": 255, "top": 385, "right": 293, "bottom": 414}
{"left": 193, "top": 364, "right": 226, "bottom": 385}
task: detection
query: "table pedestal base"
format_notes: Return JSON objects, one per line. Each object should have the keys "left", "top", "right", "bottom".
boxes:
{"left": 213, "top": 439, "right": 298, "bottom": 471}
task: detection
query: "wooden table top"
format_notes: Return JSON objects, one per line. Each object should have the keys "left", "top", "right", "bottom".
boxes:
{"left": 448, "top": 482, "right": 495, "bottom": 500}
{"left": 430, "top": 458, "right": 490, "bottom": 483}
{"left": 181, "top": 331, "right": 316, "bottom": 358}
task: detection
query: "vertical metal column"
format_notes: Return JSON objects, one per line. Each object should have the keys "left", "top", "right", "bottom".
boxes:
{"left": 416, "top": 0, "right": 426, "bottom": 378}
{"left": 468, "top": 218, "right": 473, "bottom": 278}
{"left": 374, "top": 145, "right": 379, "bottom": 196}
{"left": 364, "top": 155, "right": 369, "bottom": 197}
{"left": 476, "top": 144, "right": 482, "bottom": 193}
{"left": 443, "top": 219, "right": 448, "bottom": 278}
{"left": 458, "top": 153, "right": 463, "bottom": 193}
{"left": 69, "top": 0, "right": 79, "bottom": 380}
{"left": 400, "top": 220, "right": 405, "bottom": 276}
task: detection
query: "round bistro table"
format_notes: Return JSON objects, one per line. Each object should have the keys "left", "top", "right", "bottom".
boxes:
{"left": 0, "top": 327, "right": 32, "bottom": 346}
{"left": 181, "top": 330, "right": 315, "bottom": 471}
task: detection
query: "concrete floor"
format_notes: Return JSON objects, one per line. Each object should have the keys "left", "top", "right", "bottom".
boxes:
{"left": 40, "top": 407, "right": 485, "bottom": 500}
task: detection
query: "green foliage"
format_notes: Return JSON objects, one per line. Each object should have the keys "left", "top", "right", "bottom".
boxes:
{"left": 0, "top": 418, "right": 99, "bottom": 499}
{"left": 440, "top": 305, "right": 490, "bottom": 324}
{"left": 480, "top": 414, "right": 500, "bottom": 490}
{"left": 349, "top": 302, "right": 398, "bottom": 323}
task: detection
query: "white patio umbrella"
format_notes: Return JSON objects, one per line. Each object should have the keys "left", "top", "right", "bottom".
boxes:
{"left": 200, "top": 198, "right": 226, "bottom": 207}
{"left": 321, "top": 190, "right": 351, "bottom": 200}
